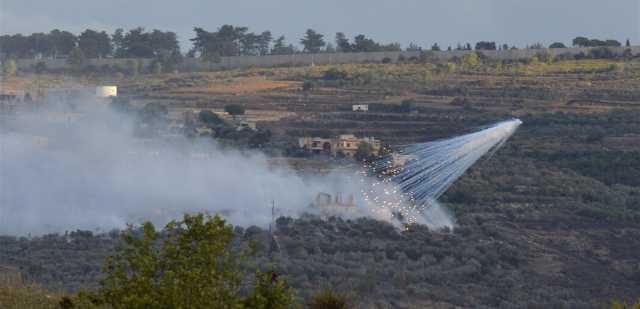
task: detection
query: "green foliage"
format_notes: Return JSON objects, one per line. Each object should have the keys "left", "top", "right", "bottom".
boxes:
{"left": 0, "top": 274, "right": 61, "bottom": 309}
{"left": 302, "top": 80, "right": 315, "bottom": 92}
{"left": 307, "top": 289, "right": 349, "bottom": 309}
{"left": 461, "top": 52, "right": 480, "bottom": 70}
{"left": 78, "top": 29, "right": 112, "bottom": 58}
{"left": 323, "top": 68, "right": 348, "bottom": 81}
{"left": 241, "top": 270, "right": 296, "bottom": 309}
{"left": 224, "top": 104, "right": 246, "bottom": 115}
{"left": 300, "top": 29, "right": 325, "bottom": 53}
{"left": 549, "top": 42, "right": 567, "bottom": 49}
{"left": 2, "top": 58, "right": 17, "bottom": 77}
{"left": 98, "top": 214, "right": 244, "bottom": 308}
{"left": 354, "top": 141, "right": 375, "bottom": 162}
{"left": 399, "top": 99, "right": 417, "bottom": 113}
{"left": 64, "top": 213, "right": 297, "bottom": 308}
{"left": 198, "top": 110, "right": 224, "bottom": 126}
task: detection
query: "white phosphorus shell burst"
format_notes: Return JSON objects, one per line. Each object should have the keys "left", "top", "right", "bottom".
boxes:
{"left": 360, "top": 119, "right": 522, "bottom": 228}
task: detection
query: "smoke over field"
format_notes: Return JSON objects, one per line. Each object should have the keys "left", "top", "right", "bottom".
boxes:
{"left": 0, "top": 98, "right": 520, "bottom": 235}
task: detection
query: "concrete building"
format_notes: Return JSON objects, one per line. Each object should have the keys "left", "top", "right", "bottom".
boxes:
{"left": 298, "top": 134, "right": 381, "bottom": 157}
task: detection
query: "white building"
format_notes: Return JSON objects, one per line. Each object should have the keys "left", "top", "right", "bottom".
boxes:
{"left": 96, "top": 86, "right": 117, "bottom": 98}
{"left": 352, "top": 104, "right": 369, "bottom": 112}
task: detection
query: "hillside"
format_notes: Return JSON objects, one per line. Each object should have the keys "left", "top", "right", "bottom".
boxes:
{"left": 2, "top": 56, "right": 640, "bottom": 307}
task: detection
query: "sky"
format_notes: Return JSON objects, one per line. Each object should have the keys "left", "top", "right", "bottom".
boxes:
{"left": 0, "top": 0, "right": 638, "bottom": 51}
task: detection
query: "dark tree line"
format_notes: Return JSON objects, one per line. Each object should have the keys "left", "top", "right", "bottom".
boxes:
{"left": 1, "top": 26, "right": 631, "bottom": 62}
{"left": 334, "top": 32, "right": 402, "bottom": 53}
{"left": 572, "top": 36, "right": 623, "bottom": 48}
{"left": 0, "top": 28, "right": 179, "bottom": 61}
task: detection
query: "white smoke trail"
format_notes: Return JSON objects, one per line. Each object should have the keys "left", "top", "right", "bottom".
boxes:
{"left": 364, "top": 119, "right": 522, "bottom": 229}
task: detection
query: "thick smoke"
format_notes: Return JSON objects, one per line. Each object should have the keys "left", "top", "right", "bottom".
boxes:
{"left": 0, "top": 97, "right": 454, "bottom": 235}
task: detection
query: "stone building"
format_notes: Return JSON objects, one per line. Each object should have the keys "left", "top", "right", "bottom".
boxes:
{"left": 298, "top": 134, "right": 381, "bottom": 157}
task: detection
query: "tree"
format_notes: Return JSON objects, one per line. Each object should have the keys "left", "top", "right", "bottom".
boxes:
{"left": 300, "top": 29, "right": 325, "bottom": 53}
{"left": 224, "top": 104, "right": 245, "bottom": 116}
{"left": 335, "top": 32, "right": 352, "bottom": 52}
{"left": 549, "top": 42, "right": 567, "bottom": 49}
{"left": 190, "top": 25, "right": 249, "bottom": 61}
{"left": 573, "top": 36, "right": 590, "bottom": 47}
{"left": 626, "top": 39, "right": 631, "bottom": 47}
{"left": 67, "top": 213, "right": 295, "bottom": 308}
{"left": 67, "top": 47, "right": 86, "bottom": 71}
{"left": 271, "top": 36, "right": 295, "bottom": 55}
{"left": 475, "top": 41, "right": 496, "bottom": 50}
{"left": 406, "top": 43, "right": 421, "bottom": 51}
{"left": 112, "top": 28, "right": 125, "bottom": 57}
{"left": 2, "top": 58, "right": 17, "bottom": 77}
{"left": 605, "top": 40, "right": 622, "bottom": 47}
{"left": 49, "top": 29, "right": 77, "bottom": 57}
{"left": 355, "top": 141, "right": 375, "bottom": 161}
{"left": 431, "top": 43, "right": 441, "bottom": 51}
{"left": 257, "top": 31, "right": 272, "bottom": 55}
{"left": 352, "top": 34, "right": 378, "bottom": 52}
{"left": 198, "top": 110, "right": 224, "bottom": 126}
{"left": 78, "top": 29, "right": 112, "bottom": 58}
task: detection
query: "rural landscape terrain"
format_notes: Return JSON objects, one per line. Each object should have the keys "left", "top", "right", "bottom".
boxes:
{"left": 1, "top": 23, "right": 640, "bottom": 308}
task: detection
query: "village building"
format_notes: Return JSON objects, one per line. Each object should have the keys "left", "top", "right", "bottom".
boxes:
{"left": 310, "top": 192, "right": 357, "bottom": 218}
{"left": 298, "top": 134, "right": 381, "bottom": 157}
{"left": 352, "top": 104, "right": 369, "bottom": 112}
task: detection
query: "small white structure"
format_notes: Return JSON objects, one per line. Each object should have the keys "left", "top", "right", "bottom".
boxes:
{"left": 96, "top": 86, "right": 117, "bottom": 98}
{"left": 352, "top": 104, "right": 369, "bottom": 112}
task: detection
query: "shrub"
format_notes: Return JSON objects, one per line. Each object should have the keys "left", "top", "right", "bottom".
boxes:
{"left": 399, "top": 99, "right": 417, "bottom": 113}
{"left": 34, "top": 61, "right": 47, "bottom": 74}
{"left": 224, "top": 104, "right": 246, "bottom": 116}
{"left": 307, "top": 289, "right": 349, "bottom": 309}
{"left": 381, "top": 57, "right": 392, "bottom": 64}
{"left": 198, "top": 110, "right": 224, "bottom": 126}
{"left": 302, "top": 80, "right": 315, "bottom": 92}
{"left": 2, "top": 58, "right": 17, "bottom": 77}
{"left": 323, "top": 68, "right": 349, "bottom": 81}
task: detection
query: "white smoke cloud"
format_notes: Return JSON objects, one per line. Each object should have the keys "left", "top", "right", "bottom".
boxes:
{"left": 0, "top": 97, "right": 456, "bottom": 235}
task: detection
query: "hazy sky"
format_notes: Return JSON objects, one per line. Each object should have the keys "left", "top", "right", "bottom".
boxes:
{"left": 1, "top": 0, "right": 638, "bottom": 51}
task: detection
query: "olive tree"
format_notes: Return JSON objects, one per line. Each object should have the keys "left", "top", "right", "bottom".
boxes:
{"left": 72, "top": 213, "right": 295, "bottom": 308}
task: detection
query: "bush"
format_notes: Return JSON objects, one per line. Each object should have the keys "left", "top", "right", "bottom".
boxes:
{"left": 198, "top": 110, "right": 224, "bottom": 126}
{"left": 307, "top": 289, "right": 349, "bottom": 309}
{"left": 224, "top": 104, "right": 246, "bottom": 116}
{"left": 302, "top": 80, "right": 315, "bottom": 92}
{"left": 399, "top": 99, "right": 417, "bottom": 113}
{"left": 323, "top": 68, "right": 349, "bottom": 81}
{"left": 2, "top": 58, "right": 17, "bottom": 77}
{"left": 34, "top": 61, "right": 47, "bottom": 74}
{"left": 381, "top": 57, "right": 392, "bottom": 64}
